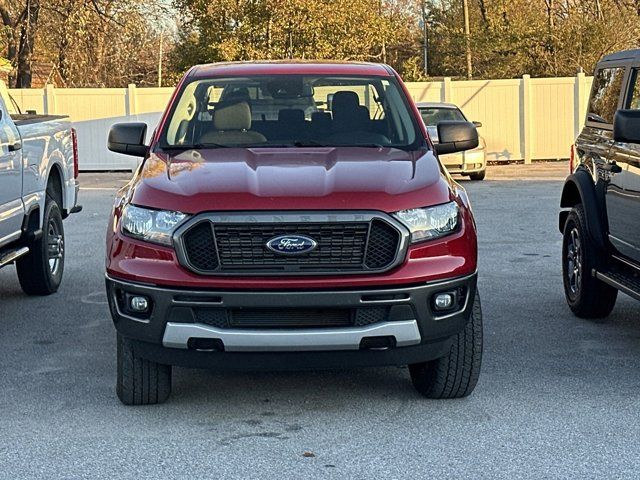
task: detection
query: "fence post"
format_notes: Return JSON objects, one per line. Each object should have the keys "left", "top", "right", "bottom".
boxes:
{"left": 574, "top": 72, "right": 587, "bottom": 138}
{"left": 126, "top": 84, "right": 137, "bottom": 116}
{"left": 521, "top": 74, "right": 532, "bottom": 164}
{"left": 44, "top": 84, "right": 56, "bottom": 114}
{"left": 442, "top": 77, "right": 452, "bottom": 103}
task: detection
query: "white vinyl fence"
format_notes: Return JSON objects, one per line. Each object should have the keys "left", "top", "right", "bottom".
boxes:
{"left": 10, "top": 85, "right": 175, "bottom": 171}
{"left": 9, "top": 74, "right": 593, "bottom": 171}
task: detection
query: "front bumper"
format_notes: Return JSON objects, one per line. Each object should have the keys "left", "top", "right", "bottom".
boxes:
{"left": 441, "top": 149, "right": 486, "bottom": 175}
{"left": 64, "top": 178, "right": 82, "bottom": 216}
{"left": 106, "top": 272, "right": 477, "bottom": 369}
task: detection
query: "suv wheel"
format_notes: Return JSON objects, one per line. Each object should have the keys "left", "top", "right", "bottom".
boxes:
{"left": 409, "top": 291, "right": 482, "bottom": 399}
{"left": 117, "top": 334, "right": 172, "bottom": 405}
{"left": 16, "top": 196, "right": 65, "bottom": 295}
{"left": 469, "top": 170, "right": 486, "bottom": 181}
{"left": 562, "top": 204, "right": 617, "bottom": 319}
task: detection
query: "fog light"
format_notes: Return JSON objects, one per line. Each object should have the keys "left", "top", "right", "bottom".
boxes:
{"left": 129, "top": 295, "right": 149, "bottom": 312}
{"left": 434, "top": 292, "right": 455, "bottom": 311}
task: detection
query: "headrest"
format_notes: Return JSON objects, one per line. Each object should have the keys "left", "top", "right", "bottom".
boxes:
{"left": 332, "top": 91, "right": 360, "bottom": 112}
{"left": 214, "top": 101, "right": 251, "bottom": 131}
{"left": 312, "top": 111, "right": 332, "bottom": 127}
{"left": 356, "top": 106, "right": 371, "bottom": 122}
{"left": 225, "top": 88, "right": 250, "bottom": 102}
{"left": 333, "top": 105, "right": 370, "bottom": 130}
{"left": 278, "top": 109, "right": 305, "bottom": 124}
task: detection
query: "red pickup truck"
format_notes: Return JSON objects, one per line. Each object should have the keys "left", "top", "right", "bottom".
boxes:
{"left": 105, "top": 61, "right": 482, "bottom": 405}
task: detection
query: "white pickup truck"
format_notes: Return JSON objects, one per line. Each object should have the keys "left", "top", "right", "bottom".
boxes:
{"left": 0, "top": 85, "right": 80, "bottom": 295}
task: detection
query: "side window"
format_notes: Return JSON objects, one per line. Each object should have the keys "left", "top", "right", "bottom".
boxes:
{"left": 588, "top": 67, "right": 625, "bottom": 124}
{"left": 0, "top": 98, "right": 17, "bottom": 147}
{"left": 626, "top": 69, "right": 640, "bottom": 109}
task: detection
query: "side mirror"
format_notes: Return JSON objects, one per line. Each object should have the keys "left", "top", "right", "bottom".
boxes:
{"left": 472, "top": 121, "right": 482, "bottom": 128}
{"left": 613, "top": 110, "right": 640, "bottom": 144}
{"left": 108, "top": 122, "right": 148, "bottom": 157}
{"left": 434, "top": 121, "right": 479, "bottom": 155}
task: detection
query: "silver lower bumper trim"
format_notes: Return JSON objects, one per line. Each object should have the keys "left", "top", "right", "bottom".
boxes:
{"left": 162, "top": 320, "right": 422, "bottom": 352}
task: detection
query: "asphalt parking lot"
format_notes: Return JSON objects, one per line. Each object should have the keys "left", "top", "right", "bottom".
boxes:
{"left": 1, "top": 163, "right": 639, "bottom": 479}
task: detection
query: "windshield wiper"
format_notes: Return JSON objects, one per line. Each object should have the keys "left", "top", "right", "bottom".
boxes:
{"left": 291, "top": 140, "right": 389, "bottom": 149}
{"left": 165, "top": 142, "right": 229, "bottom": 150}
{"left": 337, "top": 143, "right": 386, "bottom": 149}
{"left": 292, "top": 140, "right": 331, "bottom": 147}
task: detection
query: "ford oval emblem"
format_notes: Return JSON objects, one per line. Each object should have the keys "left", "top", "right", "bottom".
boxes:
{"left": 266, "top": 235, "right": 318, "bottom": 255}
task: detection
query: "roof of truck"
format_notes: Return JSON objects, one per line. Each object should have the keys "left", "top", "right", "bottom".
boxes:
{"left": 415, "top": 102, "right": 459, "bottom": 109}
{"left": 601, "top": 49, "right": 640, "bottom": 62}
{"left": 189, "top": 61, "right": 395, "bottom": 78}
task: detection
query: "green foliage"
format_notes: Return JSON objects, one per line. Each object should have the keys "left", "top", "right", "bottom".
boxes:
{"left": 1, "top": 0, "right": 170, "bottom": 87}
{"left": 169, "top": 0, "right": 419, "bottom": 78}
{"left": 5, "top": 0, "right": 640, "bottom": 86}
{"left": 424, "top": 0, "right": 640, "bottom": 79}
{"left": 39, "top": 0, "right": 171, "bottom": 87}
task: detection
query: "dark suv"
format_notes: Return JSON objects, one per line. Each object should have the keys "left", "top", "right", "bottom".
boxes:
{"left": 560, "top": 49, "right": 640, "bottom": 318}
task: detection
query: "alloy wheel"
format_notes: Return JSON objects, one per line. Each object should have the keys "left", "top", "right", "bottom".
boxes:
{"left": 566, "top": 227, "right": 582, "bottom": 296}
{"left": 47, "top": 219, "right": 64, "bottom": 276}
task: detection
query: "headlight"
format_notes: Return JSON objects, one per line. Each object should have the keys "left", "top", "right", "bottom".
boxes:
{"left": 393, "top": 201, "right": 459, "bottom": 243}
{"left": 121, "top": 204, "right": 188, "bottom": 246}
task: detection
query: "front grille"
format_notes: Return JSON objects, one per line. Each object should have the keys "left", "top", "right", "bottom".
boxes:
{"left": 183, "top": 222, "right": 219, "bottom": 271}
{"left": 366, "top": 220, "right": 401, "bottom": 269}
{"left": 215, "top": 223, "right": 369, "bottom": 268}
{"left": 231, "top": 308, "right": 351, "bottom": 328}
{"left": 354, "top": 307, "right": 389, "bottom": 326}
{"left": 194, "top": 307, "right": 228, "bottom": 328}
{"left": 179, "top": 214, "right": 404, "bottom": 275}
{"left": 193, "top": 306, "right": 389, "bottom": 329}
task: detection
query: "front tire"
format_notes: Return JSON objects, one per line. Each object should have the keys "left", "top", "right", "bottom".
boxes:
{"left": 17, "top": 197, "right": 65, "bottom": 295}
{"left": 469, "top": 170, "right": 486, "bottom": 181}
{"left": 409, "top": 291, "right": 483, "bottom": 399}
{"left": 117, "top": 334, "right": 172, "bottom": 405}
{"left": 562, "top": 204, "right": 617, "bottom": 319}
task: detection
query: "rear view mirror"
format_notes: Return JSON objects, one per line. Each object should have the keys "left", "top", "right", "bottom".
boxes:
{"left": 473, "top": 121, "right": 482, "bottom": 128}
{"left": 434, "top": 121, "right": 479, "bottom": 155}
{"left": 108, "top": 122, "right": 148, "bottom": 157}
{"left": 265, "top": 78, "right": 312, "bottom": 98}
{"left": 613, "top": 110, "right": 640, "bottom": 144}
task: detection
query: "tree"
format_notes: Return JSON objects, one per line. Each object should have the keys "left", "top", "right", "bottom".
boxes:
{"left": 422, "top": 0, "right": 640, "bottom": 79}
{"left": 462, "top": 0, "right": 472, "bottom": 79}
{"left": 169, "top": 0, "right": 421, "bottom": 79}
{"left": 5, "top": 0, "right": 640, "bottom": 87}
{"left": 0, "top": 0, "right": 173, "bottom": 87}
{"left": 0, "top": 0, "right": 41, "bottom": 87}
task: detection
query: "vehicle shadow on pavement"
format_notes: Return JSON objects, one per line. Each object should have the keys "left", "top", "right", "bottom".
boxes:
{"left": 170, "top": 366, "right": 420, "bottom": 407}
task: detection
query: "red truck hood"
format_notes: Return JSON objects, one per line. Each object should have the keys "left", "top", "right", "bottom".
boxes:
{"left": 129, "top": 147, "right": 452, "bottom": 214}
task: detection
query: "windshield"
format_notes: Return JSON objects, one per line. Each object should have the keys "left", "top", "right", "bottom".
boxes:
{"left": 160, "top": 74, "right": 422, "bottom": 150}
{"left": 418, "top": 107, "right": 466, "bottom": 126}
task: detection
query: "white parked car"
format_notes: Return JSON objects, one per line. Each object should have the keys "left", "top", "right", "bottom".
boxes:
{"left": 416, "top": 102, "right": 487, "bottom": 181}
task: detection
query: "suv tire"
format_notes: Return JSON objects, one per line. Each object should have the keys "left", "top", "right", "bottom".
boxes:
{"left": 117, "top": 334, "right": 172, "bottom": 405}
{"left": 469, "top": 170, "right": 486, "bottom": 181}
{"left": 409, "top": 291, "right": 482, "bottom": 399}
{"left": 17, "top": 196, "right": 65, "bottom": 295}
{"left": 562, "top": 204, "right": 617, "bottom": 319}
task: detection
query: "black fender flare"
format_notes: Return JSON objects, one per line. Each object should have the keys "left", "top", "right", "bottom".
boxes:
{"left": 559, "top": 169, "right": 605, "bottom": 250}
{"left": 19, "top": 203, "right": 42, "bottom": 243}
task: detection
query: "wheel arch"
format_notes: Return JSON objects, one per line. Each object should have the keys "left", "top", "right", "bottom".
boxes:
{"left": 20, "top": 203, "right": 40, "bottom": 241}
{"left": 19, "top": 162, "right": 64, "bottom": 241}
{"left": 559, "top": 169, "right": 605, "bottom": 250}
{"left": 46, "top": 162, "right": 64, "bottom": 212}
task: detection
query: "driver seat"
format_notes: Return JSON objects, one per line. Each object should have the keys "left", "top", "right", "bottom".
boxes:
{"left": 200, "top": 101, "right": 266, "bottom": 145}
